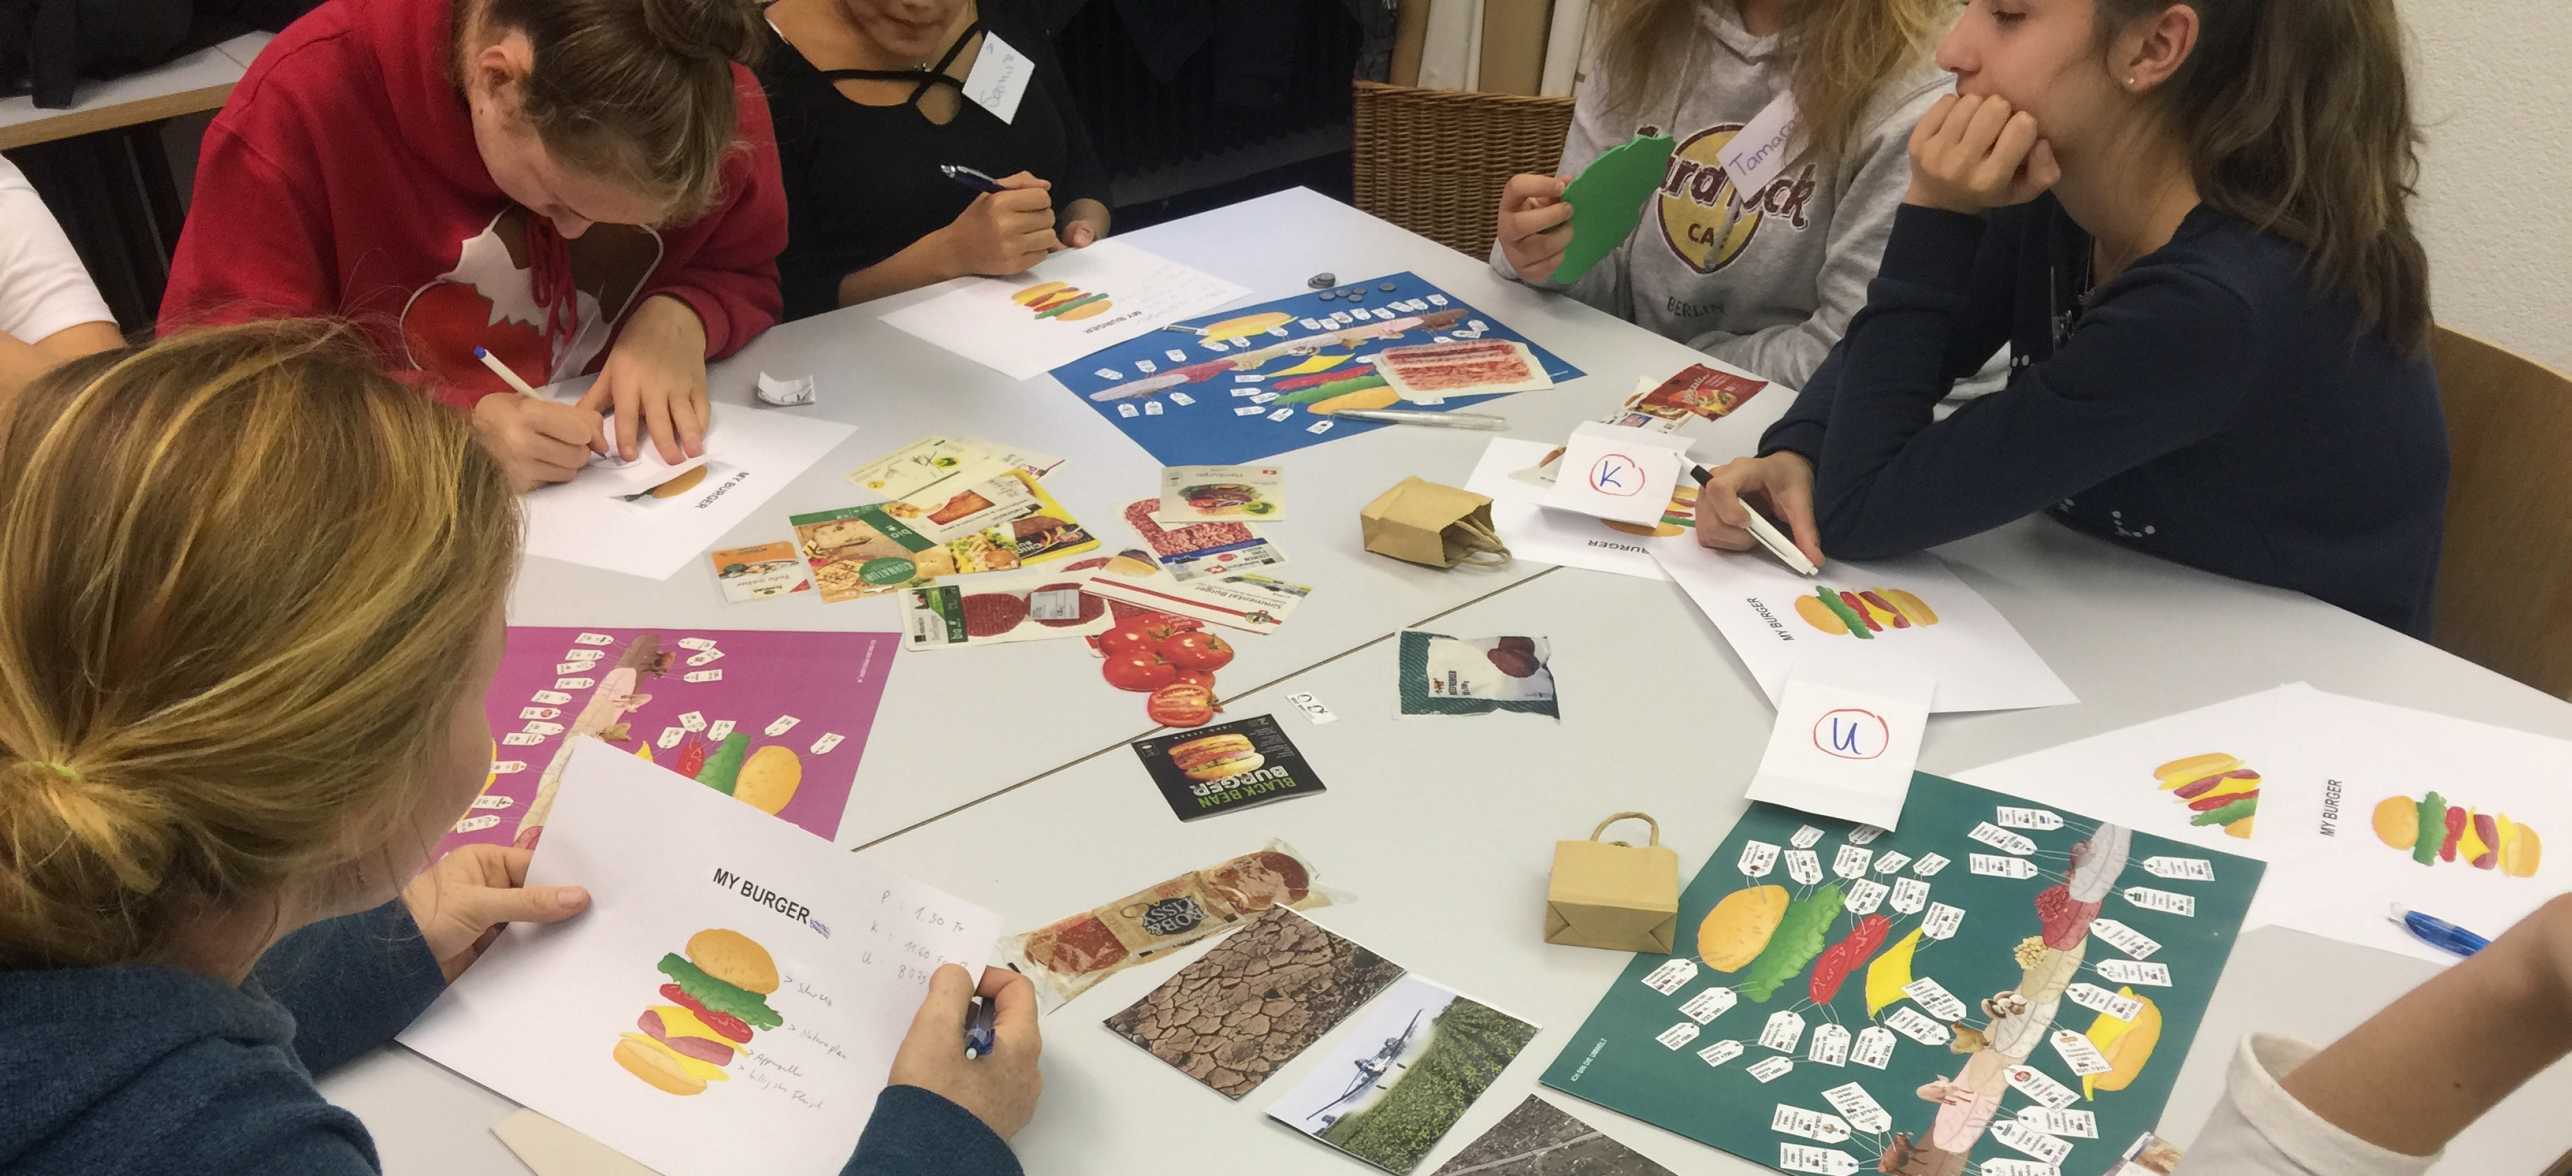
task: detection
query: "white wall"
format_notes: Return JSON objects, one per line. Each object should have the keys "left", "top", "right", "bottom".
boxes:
{"left": 2404, "top": 0, "right": 2572, "bottom": 371}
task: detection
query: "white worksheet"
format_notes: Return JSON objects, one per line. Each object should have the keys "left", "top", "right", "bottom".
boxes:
{"left": 881, "top": 240, "right": 1249, "bottom": 381}
{"left": 400, "top": 740, "right": 997, "bottom": 1176}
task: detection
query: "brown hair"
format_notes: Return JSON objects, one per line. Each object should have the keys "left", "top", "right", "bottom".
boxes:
{"left": 1592, "top": 0, "right": 1950, "bottom": 163}
{"left": 2098, "top": 0, "right": 2432, "bottom": 352}
{"left": 0, "top": 321, "right": 518, "bottom": 970}
{"left": 479, "top": 0, "right": 767, "bottom": 222}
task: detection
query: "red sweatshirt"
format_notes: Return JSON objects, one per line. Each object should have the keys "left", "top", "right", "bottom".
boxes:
{"left": 159, "top": 0, "right": 787, "bottom": 409}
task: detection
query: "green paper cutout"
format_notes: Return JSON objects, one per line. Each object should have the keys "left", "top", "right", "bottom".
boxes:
{"left": 1552, "top": 133, "right": 1674, "bottom": 284}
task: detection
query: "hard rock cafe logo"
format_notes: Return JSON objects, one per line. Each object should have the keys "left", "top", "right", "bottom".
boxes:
{"left": 1656, "top": 122, "right": 1819, "bottom": 274}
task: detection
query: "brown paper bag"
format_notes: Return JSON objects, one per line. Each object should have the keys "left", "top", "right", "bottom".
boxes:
{"left": 1360, "top": 476, "right": 1511, "bottom": 569}
{"left": 1545, "top": 812, "right": 1680, "bottom": 952}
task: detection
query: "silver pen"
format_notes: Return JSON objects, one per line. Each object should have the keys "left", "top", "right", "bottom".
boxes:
{"left": 1330, "top": 408, "right": 1509, "bottom": 431}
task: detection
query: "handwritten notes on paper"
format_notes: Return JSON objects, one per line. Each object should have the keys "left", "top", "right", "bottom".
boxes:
{"left": 400, "top": 741, "right": 996, "bottom": 1176}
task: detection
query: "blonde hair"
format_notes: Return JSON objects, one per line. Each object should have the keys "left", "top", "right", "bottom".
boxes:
{"left": 478, "top": 0, "right": 767, "bottom": 223}
{"left": 2095, "top": 0, "right": 2431, "bottom": 352}
{"left": 1594, "top": 0, "right": 1950, "bottom": 164}
{"left": 0, "top": 321, "right": 519, "bottom": 970}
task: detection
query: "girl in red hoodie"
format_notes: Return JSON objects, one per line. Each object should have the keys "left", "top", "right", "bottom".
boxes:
{"left": 160, "top": 0, "right": 790, "bottom": 489}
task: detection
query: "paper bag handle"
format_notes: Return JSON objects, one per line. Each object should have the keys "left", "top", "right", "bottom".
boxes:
{"left": 1446, "top": 518, "right": 1512, "bottom": 568}
{"left": 1590, "top": 812, "right": 1660, "bottom": 847}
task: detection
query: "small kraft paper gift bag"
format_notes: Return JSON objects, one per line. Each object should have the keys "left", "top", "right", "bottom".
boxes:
{"left": 1545, "top": 812, "right": 1679, "bottom": 952}
{"left": 1359, "top": 476, "right": 1510, "bottom": 569}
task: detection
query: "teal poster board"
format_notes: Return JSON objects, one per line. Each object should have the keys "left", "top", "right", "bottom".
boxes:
{"left": 1541, "top": 773, "right": 2262, "bottom": 1176}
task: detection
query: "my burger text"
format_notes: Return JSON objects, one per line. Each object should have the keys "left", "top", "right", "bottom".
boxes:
{"left": 711, "top": 866, "right": 814, "bottom": 926}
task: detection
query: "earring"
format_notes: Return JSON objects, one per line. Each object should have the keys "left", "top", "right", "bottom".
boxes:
{"left": 2127, "top": 76, "right": 2139, "bottom": 88}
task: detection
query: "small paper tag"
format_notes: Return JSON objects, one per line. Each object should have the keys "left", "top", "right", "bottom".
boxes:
{"left": 470, "top": 794, "right": 515, "bottom": 810}
{"left": 1642, "top": 959, "right": 1698, "bottom": 994}
{"left": 707, "top": 719, "right": 736, "bottom": 742}
{"left": 678, "top": 711, "right": 707, "bottom": 732}
{"left": 564, "top": 648, "right": 607, "bottom": 662}
{"left": 1901, "top": 977, "right": 1968, "bottom": 1021}
{"left": 1771, "top": 1105, "right": 1851, "bottom": 1145}
{"left": 1790, "top": 825, "right": 1825, "bottom": 849}
{"left": 1921, "top": 902, "right": 1964, "bottom": 940}
{"left": 1776, "top": 1143, "right": 1856, "bottom": 1176}
{"left": 1970, "top": 822, "right": 2040, "bottom": 855}
{"left": 1283, "top": 691, "right": 1339, "bottom": 725}
{"left": 683, "top": 669, "right": 723, "bottom": 684}
{"left": 2143, "top": 855, "right": 2216, "bottom": 881}
{"left": 1655, "top": 1022, "right": 1701, "bottom": 1050}
{"left": 573, "top": 633, "right": 614, "bottom": 646}
{"left": 530, "top": 690, "right": 571, "bottom": 705}
{"left": 1871, "top": 850, "right": 1911, "bottom": 874}
{"left": 2007, "top": 1063, "right": 2080, "bottom": 1109}
{"left": 520, "top": 721, "right": 563, "bottom": 736}
{"left": 500, "top": 732, "right": 545, "bottom": 747}
{"left": 656, "top": 727, "right": 684, "bottom": 750}
{"left": 811, "top": 733, "right": 844, "bottom": 755}
{"left": 1169, "top": 392, "right": 1195, "bottom": 406}
{"left": 1306, "top": 421, "right": 1332, "bottom": 434}
{"left": 1969, "top": 853, "right": 2039, "bottom": 880}
{"left": 1698, "top": 1039, "right": 1744, "bottom": 1068}
{"left": 1850, "top": 1026, "right": 1895, "bottom": 1069}
{"left": 1840, "top": 879, "right": 1888, "bottom": 916}
{"left": 452, "top": 814, "right": 501, "bottom": 834}
{"left": 1143, "top": 401, "right": 1164, "bottom": 416}
{"left": 1991, "top": 1120, "right": 2075, "bottom": 1165}
{"left": 2018, "top": 1106, "right": 2099, "bottom": 1139}
{"left": 1831, "top": 845, "right": 1872, "bottom": 878}
{"left": 1785, "top": 849, "right": 1824, "bottom": 886}
{"left": 1759, "top": 1009, "right": 1806, "bottom": 1053}
{"left": 1888, "top": 877, "right": 1930, "bottom": 914}
{"left": 553, "top": 677, "right": 594, "bottom": 691}
{"left": 2122, "top": 886, "right": 2197, "bottom": 917}
{"left": 1883, "top": 1007, "right": 1949, "bottom": 1046}
{"left": 1747, "top": 1056, "right": 1794, "bottom": 1084}
{"left": 1818, "top": 1081, "right": 1890, "bottom": 1134}
{"left": 959, "top": 30, "right": 1034, "bottom": 123}
{"left": 519, "top": 707, "right": 560, "bottom": 721}
{"left": 1805, "top": 1023, "right": 1850, "bottom": 1067}
{"left": 1680, "top": 986, "right": 1737, "bottom": 1024}
{"left": 1739, "top": 840, "right": 1781, "bottom": 877}
{"left": 1912, "top": 852, "right": 1950, "bottom": 876}
{"left": 687, "top": 649, "right": 724, "bottom": 666}
{"left": 1996, "top": 805, "right": 2066, "bottom": 830}
{"left": 765, "top": 715, "right": 800, "bottom": 737}
{"left": 2096, "top": 959, "right": 2173, "bottom": 987}
{"left": 2049, "top": 1029, "right": 2115, "bottom": 1076}
{"left": 1119, "top": 404, "right": 1139, "bottom": 419}
{"left": 2088, "top": 918, "right": 2163, "bottom": 960}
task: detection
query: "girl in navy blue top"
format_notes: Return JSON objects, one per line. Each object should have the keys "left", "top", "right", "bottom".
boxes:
{"left": 0, "top": 323, "right": 1039, "bottom": 1176}
{"left": 1689, "top": 0, "right": 2447, "bottom": 635}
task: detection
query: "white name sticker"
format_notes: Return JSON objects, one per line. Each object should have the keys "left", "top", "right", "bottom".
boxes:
{"left": 960, "top": 31, "right": 1034, "bottom": 123}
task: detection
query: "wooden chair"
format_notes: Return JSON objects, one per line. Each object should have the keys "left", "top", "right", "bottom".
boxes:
{"left": 1350, "top": 80, "right": 1575, "bottom": 259}
{"left": 2428, "top": 327, "right": 2572, "bottom": 699}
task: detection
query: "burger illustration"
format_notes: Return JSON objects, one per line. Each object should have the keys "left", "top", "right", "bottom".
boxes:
{"left": 1794, "top": 586, "right": 1938, "bottom": 639}
{"left": 1011, "top": 280, "right": 1112, "bottom": 321}
{"left": 2372, "top": 791, "right": 2543, "bottom": 876}
{"left": 1170, "top": 731, "right": 1263, "bottom": 783}
{"left": 2152, "top": 753, "right": 2261, "bottom": 839}
{"left": 614, "top": 928, "right": 783, "bottom": 1096}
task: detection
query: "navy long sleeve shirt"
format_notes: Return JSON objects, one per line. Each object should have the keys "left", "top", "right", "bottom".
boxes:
{"left": 1760, "top": 198, "right": 2447, "bottom": 636}
{"left": 0, "top": 900, "right": 1019, "bottom": 1175}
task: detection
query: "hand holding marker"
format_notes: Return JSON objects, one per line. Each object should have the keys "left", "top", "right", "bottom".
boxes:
{"left": 1685, "top": 460, "right": 1819, "bottom": 576}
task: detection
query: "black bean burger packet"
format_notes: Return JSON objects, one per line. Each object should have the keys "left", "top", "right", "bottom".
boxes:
{"left": 1129, "top": 714, "right": 1326, "bottom": 822}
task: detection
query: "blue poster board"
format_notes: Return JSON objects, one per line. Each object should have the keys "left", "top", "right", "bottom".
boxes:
{"left": 1048, "top": 272, "right": 1584, "bottom": 466}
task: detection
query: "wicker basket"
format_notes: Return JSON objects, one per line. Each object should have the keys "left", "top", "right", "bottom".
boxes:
{"left": 1351, "top": 80, "right": 1576, "bottom": 259}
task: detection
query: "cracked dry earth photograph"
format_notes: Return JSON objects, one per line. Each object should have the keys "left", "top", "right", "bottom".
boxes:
{"left": 1104, "top": 907, "right": 1405, "bottom": 1099}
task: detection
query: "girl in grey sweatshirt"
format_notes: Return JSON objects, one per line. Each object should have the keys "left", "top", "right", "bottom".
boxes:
{"left": 1494, "top": 1, "right": 1949, "bottom": 387}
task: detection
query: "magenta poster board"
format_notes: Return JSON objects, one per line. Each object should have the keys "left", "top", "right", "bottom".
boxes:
{"left": 440, "top": 626, "right": 898, "bottom": 857}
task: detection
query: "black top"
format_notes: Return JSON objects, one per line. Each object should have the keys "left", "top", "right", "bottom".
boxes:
{"left": 1762, "top": 198, "right": 2448, "bottom": 636}
{"left": 758, "top": 0, "right": 1108, "bottom": 321}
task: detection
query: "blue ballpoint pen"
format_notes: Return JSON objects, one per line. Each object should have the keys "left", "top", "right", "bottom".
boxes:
{"left": 964, "top": 995, "right": 997, "bottom": 1059}
{"left": 939, "top": 163, "right": 1006, "bottom": 194}
{"left": 2387, "top": 903, "right": 2489, "bottom": 958}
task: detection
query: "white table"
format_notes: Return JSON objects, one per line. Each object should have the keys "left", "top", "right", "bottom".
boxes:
{"left": 321, "top": 190, "right": 2572, "bottom": 1174}
{"left": 506, "top": 187, "right": 1743, "bottom": 847}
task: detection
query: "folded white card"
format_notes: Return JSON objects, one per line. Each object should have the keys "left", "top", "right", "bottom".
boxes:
{"left": 1744, "top": 659, "right": 1934, "bottom": 831}
{"left": 1540, "top": 422, "right": 1693, "bottom": 526}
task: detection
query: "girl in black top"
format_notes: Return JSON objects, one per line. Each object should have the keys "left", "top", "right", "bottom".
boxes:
{"left": 759, "top": 0, "right": 1111, "bottom": 320}
{"left": 1687, "top": 0, "right": 2448, "bottom": 635}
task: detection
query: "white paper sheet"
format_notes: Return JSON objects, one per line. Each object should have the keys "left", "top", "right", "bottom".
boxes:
{"left": 1652, "top": 543, "right": 2075, "bottom": 714}
{"left": 880, "top": 240, "right": 1249, "bottom": 381}
{"left": 1745, "top": 659, "right": 1934, "bottom": 830}
{"left": 1961, "top": 683, "right": 2570, "bottom": 964}
{"left": 1464, "top": 438, "right": 1679, "bottom": 581}
{"left": 1540, "top": 422, "right": 1691, "bottom": 526}
{"left": 400, "top": 741, "right": 998, "bottom": 1176}
{"left": 521, "top": 406, "right": 854, "bottom": 581}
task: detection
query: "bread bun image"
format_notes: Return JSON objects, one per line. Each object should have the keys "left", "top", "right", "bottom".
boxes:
{"left": 732, "top": 745, "right": 803, "bottom": 816}
{"left": 613, "top": 1033, "right": 719, "bottom": 1095}
{"left": 2154, "top": 753, "right": 2238, "bottom": 787}
{"left": 1012, "top": 280, "right": 1070, "bottom": 305}
{"left": 647, "top": 465, "right": 709, "bottom": 499}
{"left": 2372, "top": 791, "right": 2542, "bottom": 876}
{"left": 688, "top": 929, "right": 781, "bottom": 994}
{"left": 1170, "top": 732, "right": 1261, "bottom": 782}
{"left": 1696, "top": 884, "right": 1789, "bottom": 971}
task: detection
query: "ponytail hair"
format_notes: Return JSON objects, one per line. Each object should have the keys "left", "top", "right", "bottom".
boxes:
{"left": 2103, "top": 0, "right": 2433, "bottom": 353}
{"left": 0, "top": 321, "right": 518, "bottom": 970}
{"left": 481, "top": 0, "right": 767, "bottom": 223}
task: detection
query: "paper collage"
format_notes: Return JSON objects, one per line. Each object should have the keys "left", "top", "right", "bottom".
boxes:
{"left": 1396, "top": 632, "right": 1561, "bottom": 718}
{"left": 441, "top": 626, "right": 896, "bottom": 858}
{"left": 794, "top": 436, "right": 1093, "bottom": 601}
{"left": 521, "top": 406, "right": 854, "bottom": 581}
{"left": 1267, "top": 976, "right": 1542, "bottom": 1174}
{"left": 1156, "top": 464, "right": 1286, "bottom": 522}
{"left": 1746, "top": 664, "right": 1935, "bottom": 831}
{"left": 1105, "top": 907, "right": 1406, "bottom": 1100}
{"left": 1962, "top": 683, "right": 2568, "bottom": 964}
{"left": 707, "top": 541, "right": 812, "bottom": 603}
{"left": 1082, "top": 565, "right": 1310, "bottom": 636}
{"left": 1122, "top": 498, "right": 1289, "bottom": 582}
{"left": 1542, "top": 774, "right": 2261, "bottom": 1176}
{"left": 880, "top": 239, "right": 1252, "bottom": 380}
{"left": 1049, "top": 271, "right": 1586, "bottom": 466}
{"left": 401, "top": 742, "right": 996, "bottom": 1176}
{"left": 994, "top": 840, "right": 1335, "bottom": 1012}
{"left": 1430, "top": 1096, "right": 1679, "bottom": 1176}
{"left": 1654, "top": 544, "right": 2076, "bottom": 714}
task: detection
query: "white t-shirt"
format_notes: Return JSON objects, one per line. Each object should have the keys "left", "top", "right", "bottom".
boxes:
{"left": 0, "top": 157, "right": 115, "bottom": 344}
{"left": 2178, "top": 1034, "right": 2441, "bottom": 1175}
